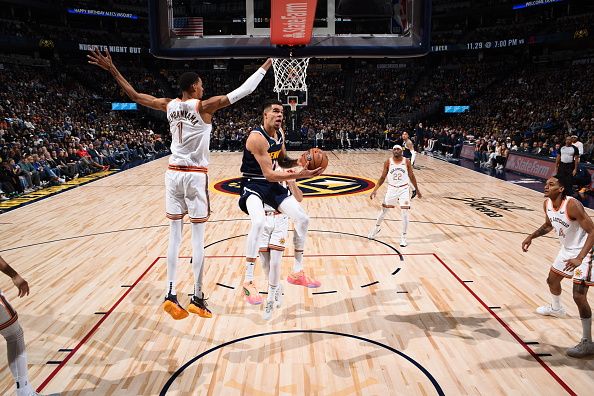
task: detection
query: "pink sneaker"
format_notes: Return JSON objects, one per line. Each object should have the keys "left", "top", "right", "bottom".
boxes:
{"left": 243, "top": 281, "right": 263, "bottom": 305}
{"left": 287, "top": 271, "right": 321, "bottom": 288}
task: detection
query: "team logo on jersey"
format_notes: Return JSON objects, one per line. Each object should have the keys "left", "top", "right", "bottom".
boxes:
{"left": 445, "top": 196, "right": 533, "bottom": 218}
{"left": 213, "top": 174, "right": 375, "bottom": 198}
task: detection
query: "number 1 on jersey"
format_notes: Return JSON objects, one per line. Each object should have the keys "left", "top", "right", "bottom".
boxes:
{"left": 177, "top": 122, "right": 183, "bottom": 144}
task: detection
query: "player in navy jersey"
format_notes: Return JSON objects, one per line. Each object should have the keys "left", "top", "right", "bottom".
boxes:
{"left": 239, "top": 99, "right": 324, "bottom": 305}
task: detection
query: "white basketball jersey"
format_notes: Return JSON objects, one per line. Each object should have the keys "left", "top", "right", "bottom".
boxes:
{"left": 387, "top": 157, "right": 409, "bottom": 188}
{"left": 546, "top": 196, "right": 587, "bottom": 250}
{"left": 166, "top": 98, "right": 212, "bottom": 167}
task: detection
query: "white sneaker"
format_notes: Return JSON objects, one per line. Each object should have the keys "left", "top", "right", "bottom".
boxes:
{"left": 368, "top": 226, "right": 381, "bottom": 239}
{"left": 566, "top": 338, "right": 594, "bottom": 358}
{"left": 535, "top": 304, "right": 566, "bottom": 318}
{"left": 263, "top": 299, "right": 274, "bottom": 321}
{"left": 400, "top": 237, "right": 407, "bottom": 247}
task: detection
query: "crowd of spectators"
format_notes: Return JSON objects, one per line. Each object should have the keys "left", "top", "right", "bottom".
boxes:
{"left": 5, "top": 54, "right": 593, "bottom": 201}
{"left": 0, "top": 63, "right": 169, "bottom": 200}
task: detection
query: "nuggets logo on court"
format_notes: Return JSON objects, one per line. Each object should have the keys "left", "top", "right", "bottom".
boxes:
{"left": 213, "top": 174, "right": 375, "bottom": 198}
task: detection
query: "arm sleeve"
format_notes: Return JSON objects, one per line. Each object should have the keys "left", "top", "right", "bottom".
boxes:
{"left": 227, "top": 67, "right": 268, "bottom": 104}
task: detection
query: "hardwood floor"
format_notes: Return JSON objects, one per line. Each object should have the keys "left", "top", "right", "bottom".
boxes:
{"left": 0, "top": 151, "right": 591, "bottom": 395}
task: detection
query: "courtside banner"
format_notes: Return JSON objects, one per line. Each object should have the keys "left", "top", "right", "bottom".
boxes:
{"left": 505, "top": 153, "right": 556, "bottom": 179}
{"left": 271, "top": 0, "right": 318, "bottom": 45}
{"left": 461, "top": 144, "right": 475, "bottom": 160}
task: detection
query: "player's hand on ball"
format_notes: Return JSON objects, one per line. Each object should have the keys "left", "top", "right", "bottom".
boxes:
{"left": 298, "top": 167, "right": 322, "bottom": 178}
{"left": 298, "top": 152, "right": 308, "bottom": 168}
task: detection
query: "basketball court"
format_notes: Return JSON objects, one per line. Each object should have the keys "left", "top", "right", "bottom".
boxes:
{"left": 1, "top": 152, "right": 593, "bottom": 395}
{"left": 1, "top": 0, "right": 593, "bottom": 395}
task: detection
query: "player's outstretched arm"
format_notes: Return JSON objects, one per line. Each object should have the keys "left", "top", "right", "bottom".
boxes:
{"left": 522, "top": 200, "right": 553, "bottom": 252}
{"left": 247, "top": 132, "right": 321, "bottom": 183}
{"left": 87, "top": 48, "right": 170, "bottom": 112}
{"left": 200, "top": 58, "right": 273, "bottom": 115}
{"left": 564, "top": 199, "right": 594, "bottom": 270}
{"left": 0, "top": 255, "right": 30, "bottom": 298}
{"left": 369, "top": 160, "right": 390, "bottom": 200}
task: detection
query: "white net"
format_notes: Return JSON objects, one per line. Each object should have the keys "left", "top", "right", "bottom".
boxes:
{"left": 272, "top": 58, "right": 310, "bottom": 94}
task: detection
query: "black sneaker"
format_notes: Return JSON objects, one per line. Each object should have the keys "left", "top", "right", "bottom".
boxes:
{"left": 411, "top": 190, "right": 417, "bottom": 199}
{"left": 162, "top": 293, "right": 189, "bottom": 320}
{"left": 188, "top": 295, "right": 212, "bottom": 318}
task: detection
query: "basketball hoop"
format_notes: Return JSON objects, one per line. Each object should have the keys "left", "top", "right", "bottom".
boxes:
{"left": 272, "top": 58, "right": 310, "bottom": 94}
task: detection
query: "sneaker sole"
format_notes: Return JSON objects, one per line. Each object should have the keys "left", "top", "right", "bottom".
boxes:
{"left": 188, "top": 305, "right": 212, "bottom": 318}
{"left": 163, "top": 301, "right": 189, "bottom": 320}
{"left": 243, "top": 287, "right": 263, "bottom": 305}
{"left": 287, "top": 279, "right": 321, "bottom": 288}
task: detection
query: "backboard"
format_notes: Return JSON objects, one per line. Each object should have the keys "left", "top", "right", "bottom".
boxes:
{"left": 149, "top": 0, "right": 431, "bottom": 59}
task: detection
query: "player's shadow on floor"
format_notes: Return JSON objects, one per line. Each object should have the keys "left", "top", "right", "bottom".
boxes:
{"left": 58, "top": 367, "right": 216, "bottom": 395}
{"left": 384, "top": 311, "right": 500, "bottom": 341}
{"left": 479, "top": 349, "right": 594, "bottom": 371}
{"left": 17, "top": 311, "right": 239, "bottom": 365}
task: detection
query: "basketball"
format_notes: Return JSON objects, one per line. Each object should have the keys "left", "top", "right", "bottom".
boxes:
{"left": 303, "top": 148, "right": 328, "bottom": 170}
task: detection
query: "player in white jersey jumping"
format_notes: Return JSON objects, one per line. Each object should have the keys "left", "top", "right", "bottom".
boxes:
{"left": 259, "top": 177, "right": 303, "bottom": 320}
{"left": 368, "top": 144, "right": 422, "bottom": 247}
{"left": 88, "top": 48, "right": 272, "bottom": 320}
{"left": 522, "top": 175, "right": 594, "bottom": 357}
{"left": 0, "top": 255, "right": 55, "bottom": 396}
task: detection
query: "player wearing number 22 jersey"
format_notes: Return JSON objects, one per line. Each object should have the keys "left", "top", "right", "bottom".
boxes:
{"left": 368, "top": 144, "right": 422, "bottom": 247}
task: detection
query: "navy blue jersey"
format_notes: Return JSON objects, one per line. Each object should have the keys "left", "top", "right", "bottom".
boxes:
{"left": 240, "top": 126, "right": 284, "bottom": 177}
{"left": 397, "top": 138, "right": 413, "bottom": 159}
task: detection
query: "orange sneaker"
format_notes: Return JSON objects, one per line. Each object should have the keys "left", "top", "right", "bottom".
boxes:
{"left": 287, "top": 271, "right": 321, "bottom": 288}
{"left": 243, "top": 281, "right": 263, "bottom": 305}
{"left": 188, "top": 295, "right": 212, "bottom": 318}
{"left": 162, "top": 294, "right": 189, "bottom": 320}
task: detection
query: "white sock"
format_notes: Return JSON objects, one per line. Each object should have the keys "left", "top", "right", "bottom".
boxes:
{"left": 375, "top": 207, "right": 388, "bottom": 227}
{"left": 0, "top": 322, "right": 33, "bottom": 396}
{"left": 551, "top": 294, "right": 561, "bottom": 310}
{"left": 268, "top": 284, "right": 279, "bottom": 300}
{"left": 582, "top": 317, "right": 592, "bottom": 342}
{"left": 166, "top": 219, "right": 183, "bottom": 297}
{"left": 259, "top": 251, "right": 271, "bottom": 282}
{"left": 270, "top": 249, "right": 283, "bottom": 285}
{"left": 245, "top": 261, "right": 256, "bottom": 282}
{"left": 401, "top": 209, "right": 409, "bottom": 236}
{"left": 293, "top": 250, "right": 304, "bottom": 273}
{"left": 191, "top": 222, "right": 206, "bottom": 298}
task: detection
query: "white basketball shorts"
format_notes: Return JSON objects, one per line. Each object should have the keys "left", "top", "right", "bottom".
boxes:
{"left": 383, "top": 184, "right": 411, "bottom": 208}
{"left": 165, "top": 166, "right": 210, "bottom": 223}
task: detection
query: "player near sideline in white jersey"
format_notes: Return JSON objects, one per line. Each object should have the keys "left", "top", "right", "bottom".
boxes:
{"left": 368, "top": 144, "right": 422, "bottom": 247}
{"left": 522, "top": 175, "right": 594, "bottom": 358}
{"left": 0, "top": 255, "right": 55, "bottom": 396}
{"left": 88, "top": 48, "right": 272, "bottom": 320}
{"left": 259, "top": 175, "right": 303, "bottom": 320}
